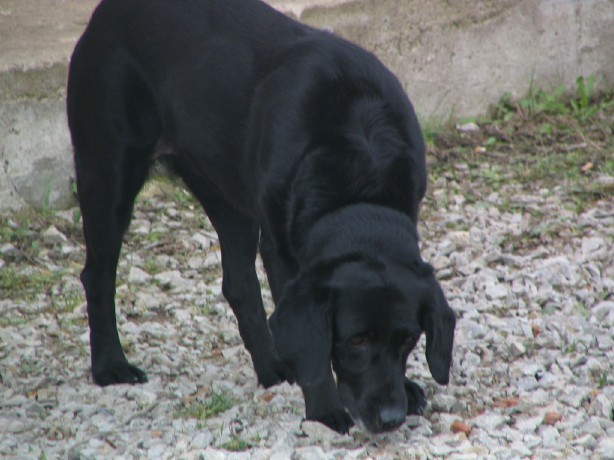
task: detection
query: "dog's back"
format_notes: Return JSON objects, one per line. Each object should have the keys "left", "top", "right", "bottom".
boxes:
{"left": 69, "top": 0, "right": 423, "bottom": 216}
{"left": 68, "top": 0, "right": 305, "bottom": 148}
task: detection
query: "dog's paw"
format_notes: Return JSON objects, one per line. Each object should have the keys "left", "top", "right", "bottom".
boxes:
{"left": 404, "top": 378, "right": 427, "bottom": 415}
{"left": 93, "top": 361, "right": 148, "bottom": 386}
{"left": 308, "top": 409, "right": 354, "bottom": 434}
{"left": 255, "top": 357, "right": 294, "bottom": 388}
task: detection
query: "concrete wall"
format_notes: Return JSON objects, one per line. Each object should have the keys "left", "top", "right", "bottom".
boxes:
{"left": 297, "top": 0, "right": 614, "bottom": 119}
{"left": 1, "top": 0, "right": 613, "bottom": 211}
{"left": 0, "top": 0, "right": 99, "bottom": 211}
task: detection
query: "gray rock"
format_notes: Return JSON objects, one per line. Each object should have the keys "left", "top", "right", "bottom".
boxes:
{"left": 301, "top": 421, "right": 340, "bottom": 444}
{"left": 592, "top": 301, "right": 614, "bottom": 320}
{"left": 269, "top": 432, "right": 296, "bottom": 460}
{"left": 191, "top": 431, "right": 214, "bottom": 449}
{"left": 508, "top": 341, "right": 526, "bottom": 358}
{"left": 484, "top": 282, "right": 508, "bottom": 300}
{"left": 428, "top": 442, "right": 457, "bottom": 457}
{"left": 539, "top": 425, "right": 561, "bottom": 448}
{"left": 515, "top": 415, "right": 542, "bottom": 433}
{"left": 581, "top": 237, "right": 604, "bottom": 258}
{"left": 204, "top": 251, "right": 222, "bottom": 268}
{"left": 154, "top": 270, "right": 192, "bottom": 290}
{"left": 462, "top": 320, "right": 486, "bottom": 340}
{"left": 135, "top": 290, "right": 165, "bottom": 310}
{"left": 293, "top": 446, "right": 329, "bottom": 460}
{"left": 595, "top": 437, "right": 614, "bottom": 460}
{"left": 571, "top": 434, "right": 597, "bottom": 449}
{"left": 461, "top": 352, "right": 481, "bottom": 373}
{"left": 561, "top": 386, "right": 592, "bottom": 409}
{"left": 0, "top": 243, "right": 18, "bottom": 256}
{"left": 510, "top": 441, "right": 532, "bottom": 457}
{"left": 405, "top": 415, "right": 422, "bottom": 428}
{"left": 448, "top": 231, "right": 471, "bottom": 248}
{"left": 582, "top": 417, "right": 607, "bottom": 437}
{"left": 132, "top": 219, "right": 152, "bottom": 235}
{"left": 0, "top": 418, "right": 31, "bottom": 434}
{"left": 456, "top": 122, "right": 479, "bottom": 132}
{"left": 43, "top": 225, "right": 67, "bottom": 242}
{"left": 470, "top": 413, "right": 507, "bottom": 431}
{"left": 431, "top": 394, "right": 460, "bottom": 413}
{"left": 188, "top": 256, "right": 205, "bottom": 269}
{"left": 129, "top": 266, "right": 152, "bottom": 284}
{"left": 596, "top": 334, "right": 614, "bottom": 350}
{"left": 126, "top": 386, "right": 157, "bottom": 405}
{"left": 191, "top": 232, "right": 215, "bottom": 249}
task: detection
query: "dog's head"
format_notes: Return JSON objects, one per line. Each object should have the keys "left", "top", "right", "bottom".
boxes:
{"left": 269, "top": 255, "right": 455, "bottom": 433}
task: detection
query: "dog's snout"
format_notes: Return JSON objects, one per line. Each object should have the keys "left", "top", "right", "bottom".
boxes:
{"left": 377, "top": 406, "right": 406, "bottom": 432}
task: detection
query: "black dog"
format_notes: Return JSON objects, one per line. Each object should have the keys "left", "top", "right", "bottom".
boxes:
{"left": 67, "top": 0, "right": 455, "bottom": 434}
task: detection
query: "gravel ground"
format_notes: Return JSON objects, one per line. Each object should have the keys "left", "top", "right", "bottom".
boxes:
{"left": 1, "top": 117, "right": 613, "bottom": 459}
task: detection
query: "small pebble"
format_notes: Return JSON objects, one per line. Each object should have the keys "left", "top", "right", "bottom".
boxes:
{"left": 543, "top": 411, "right": 563, "bottom": 426}
{"left": 451, "top": 420, "right": 472, "bottom": 436}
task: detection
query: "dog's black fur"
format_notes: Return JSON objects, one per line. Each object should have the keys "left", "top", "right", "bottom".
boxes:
{"left": 67, "top": 0, "right": 456, "bottom": 434}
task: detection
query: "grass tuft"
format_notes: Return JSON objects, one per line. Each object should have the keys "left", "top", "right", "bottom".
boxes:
{"left": 175, "top": 390, "right": 235, "bottom": 421}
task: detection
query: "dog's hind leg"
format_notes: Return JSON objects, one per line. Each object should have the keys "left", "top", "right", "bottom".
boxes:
{"left": 67, "top": 55, "right": 159, "bottom": 386}
{"left": 73, "top": 140, "right": 154, "bottom": 386}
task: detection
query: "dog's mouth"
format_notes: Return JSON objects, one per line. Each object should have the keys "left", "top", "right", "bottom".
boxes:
{"left": 338, "top": 381, "right": 407, "bottom": 433}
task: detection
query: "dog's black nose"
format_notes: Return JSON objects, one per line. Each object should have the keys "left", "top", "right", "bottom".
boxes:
{"left": 377, "top": 406, "right": 406, "bottom": 432}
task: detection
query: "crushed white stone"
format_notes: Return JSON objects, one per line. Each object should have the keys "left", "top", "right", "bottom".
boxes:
{"left": 1, "top": 174, "right": 612, "bottom": 459}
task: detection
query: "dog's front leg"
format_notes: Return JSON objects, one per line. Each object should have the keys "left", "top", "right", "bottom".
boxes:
{"left": 404, "top": 378, "right": 428, "bottom": 415}
{"left": 194, "top": 199, "right": 292, "bottom": 387}
{"left": 302, "top": 372, "right": 354, "bottom": 434}
{"left": 268, "top": 278, "right": 353, "bottom": 433}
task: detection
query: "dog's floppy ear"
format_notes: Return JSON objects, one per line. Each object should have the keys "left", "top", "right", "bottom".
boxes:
{"left": 420, "top": 277, "right": 456, "bottom": 385}
{"left": 268, "top": 272, "right": 332, "bottom": 385}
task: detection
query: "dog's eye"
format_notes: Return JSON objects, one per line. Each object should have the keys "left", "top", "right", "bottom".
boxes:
{"left": 349, "top": 335, "right": 369, "bottom": 347}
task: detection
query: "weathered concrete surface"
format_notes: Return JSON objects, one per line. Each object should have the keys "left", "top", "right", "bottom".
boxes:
{"left": 300, "top": 0, "right": 614, "bottom": 119}
{"left": 0, "top": 0, "right": 98, "bottom": 211}
{"left": 0, "top": 100, "right": 75, "bottom": 210}
{"left": 1, "top": 0, "right": 613, "bottom": 211}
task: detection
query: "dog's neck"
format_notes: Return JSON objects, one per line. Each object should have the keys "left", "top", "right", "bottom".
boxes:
{"left": 298, "top": 203, "right": 420, "bottom": 268}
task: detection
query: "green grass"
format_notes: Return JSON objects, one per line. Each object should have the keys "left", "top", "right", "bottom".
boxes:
{"left": 139, "top": 175, "right": 199, "bottom": 208}
{"left": 570, "top": 76, "right": 601, "bottom": 120}
{"left": 596, "top": 372, "right": 609, "bottom": 389}
{"left": 175, "top": 391, "right": 235, "bottom": 421}
{"left": 147, "top": 231, "right": 163, "bottom": 243}
{"left": 563, "top": 341, "right": 578, "bottom": 355}
{"left": 425, "top": 75, "right": 613, "bottom": 217}
{"left": 0, "top": 218, "right": 33, "bottom": 253}
{"left": 493, "top": 75, "right": 609, "bottom": 120}
{"left": 40, "top": 175, "right": 55, "bottom": 218}
{"left": 220, "top": 435, "right": 251, "bottom": 452}
{"left": 144, "top": 257, "right": 164, "bottom": 275}
{"left": 476, "top": 165, "right": 506, "bottom": 190}
{"left": 51, "top": 289, "right": 84, "bottom": 314}
{"left": 0, "top": 268, "right": 64, "bottom": 301}
{"left": 0, "top": 316, "right": 28, "bottom": 327}
{"left": 421, "top": 116, "right": 440, "bottom": 148}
